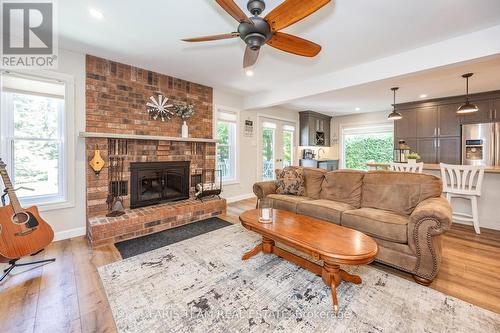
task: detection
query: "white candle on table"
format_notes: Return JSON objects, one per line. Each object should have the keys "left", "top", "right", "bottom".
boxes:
{"left": 262, "top": 208, "right": 270, "bottom": 221}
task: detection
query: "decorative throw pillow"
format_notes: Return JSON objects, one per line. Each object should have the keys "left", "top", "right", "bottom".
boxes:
{"left": 275, "top": 167, "right": 305, "bottom": 196}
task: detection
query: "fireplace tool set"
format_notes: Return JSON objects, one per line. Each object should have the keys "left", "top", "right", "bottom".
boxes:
{"left": 106, "top": 139, "right": 128, "bottom": 217}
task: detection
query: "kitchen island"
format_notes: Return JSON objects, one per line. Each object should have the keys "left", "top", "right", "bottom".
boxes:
{"left": 366, "top": 163, "right": 500, "bottom": 231}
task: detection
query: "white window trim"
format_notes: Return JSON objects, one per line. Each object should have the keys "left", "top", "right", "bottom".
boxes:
{"left": 339, "top": 121, "right": 394, "bottom": 169}
{"left": 0, "top": 70, "right": 76, "bottom": 212}
{"left": 214, "top": 105, "right": 240, "bottom": 185}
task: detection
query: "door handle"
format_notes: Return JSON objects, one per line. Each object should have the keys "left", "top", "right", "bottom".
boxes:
{"left": 490, "top": 109, "right": 493, "bottom": 120}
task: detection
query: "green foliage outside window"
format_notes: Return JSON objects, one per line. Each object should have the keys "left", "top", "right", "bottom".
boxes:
{"left": 283, "top": 130, "right": 293, "bottom": 166}
{"left": 262, "top": 128, "right": 274, "bottom": 162}
{"left": 216, "top": 122, "right": 232, "bottom": 179}
{"left": 344, "top": 133, "right": 394, "bottom": 170}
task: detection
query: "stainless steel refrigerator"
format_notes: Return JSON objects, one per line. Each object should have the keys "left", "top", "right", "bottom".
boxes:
{"left": 462, "top": 122, "right": 500, "bottom": 166}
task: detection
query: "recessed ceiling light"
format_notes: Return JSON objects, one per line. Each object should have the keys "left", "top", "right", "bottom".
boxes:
{"left": 245, "top": 69, "right": 254, "bottom": 77}
{"left": 420, "top": 94, "right": 428, "bottom": 98}
{"left": 355, "top": 107, "right": 361, "bottom": 111}
{"left": 89, "top": 8, "right": 104, "bottom": 20}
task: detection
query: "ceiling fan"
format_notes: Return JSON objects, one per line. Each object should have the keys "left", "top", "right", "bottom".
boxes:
{"left": 182, "top": 0, "right": 331, "bottom": 69}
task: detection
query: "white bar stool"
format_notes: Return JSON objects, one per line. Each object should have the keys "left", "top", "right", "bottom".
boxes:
{"left": 390, "top": 162, "right": 424, "bottom": 173}
{"left": 440, "top": 163, "right": 485, "bottom": 234}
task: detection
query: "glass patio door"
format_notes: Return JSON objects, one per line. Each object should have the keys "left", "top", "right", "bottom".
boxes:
{"left": 260, "top": 117, "right": 296, "bottom": 181}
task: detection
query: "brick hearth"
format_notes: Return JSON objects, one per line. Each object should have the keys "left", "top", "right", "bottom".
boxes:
{"left": 87, "top": 197, "right": 226, "bottom": 247}
{"left": 84, "top": 55, "right": 224, "bottom": 247}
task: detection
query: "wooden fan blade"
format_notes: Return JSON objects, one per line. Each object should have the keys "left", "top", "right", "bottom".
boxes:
{"left": 243, "top": 47, "right": 260, "bottom": 68}
{"left": 265, "top": 0, "right": 331, "bottom": 32}
{"left": 182, "top": 32, "right": 240, "bottom": 42}
{"left": 267, "top": 32, "right": 321, "bottom": 57}
{"left": 216, "top": 0, "right": 252, "bottom": 24}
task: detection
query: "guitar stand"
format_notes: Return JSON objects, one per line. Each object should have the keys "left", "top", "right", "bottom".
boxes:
{"left": 1, "top": 251, "right": 55, "bottom": 282}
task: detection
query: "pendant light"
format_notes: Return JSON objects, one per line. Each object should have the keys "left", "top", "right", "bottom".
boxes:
{"left": 457, "top": 73, "right": 478, "bottom": 114}
{"left": 387, "top": 87, "right": 402, "bottom": 120}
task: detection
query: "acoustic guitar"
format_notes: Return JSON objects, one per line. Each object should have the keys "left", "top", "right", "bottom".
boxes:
{"left": 0, "top": 159, "right": 54, "bottom": 262}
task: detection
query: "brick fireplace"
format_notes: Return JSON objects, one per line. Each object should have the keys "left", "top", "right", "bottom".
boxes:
{"left": 84, "top": 55, "right": 226, "bottom": 247}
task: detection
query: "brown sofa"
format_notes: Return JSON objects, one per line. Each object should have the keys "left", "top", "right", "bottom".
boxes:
{"left": 253, "top": 168, "right": 452, "bottom": 285}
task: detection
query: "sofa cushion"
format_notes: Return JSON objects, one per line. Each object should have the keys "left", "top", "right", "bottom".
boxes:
{"left": 267, "top": 194, "right": 311, "bottom": 213}
{"left": 342, "top": 208, "right": 409, "bottom": 244}
{"left": 297, "top": 200, "right": 355, "bottom": 225}
{"left": 361, "top": 171, "right": 443, "bottom": 215}
{"left": 276, "top": 168, "right": 305, "bottom": 196}
{"left": 320, "top": 170, "right": 365, "bottom": 208}
{"left": 276, "top": 167, "right": 326, "bottom": 199}
{"left": 303, "top": 168, "right": 327, "bottom": 199}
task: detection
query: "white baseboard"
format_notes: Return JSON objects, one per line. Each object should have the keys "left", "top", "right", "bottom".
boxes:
{"left": 224, "top": 193, "right": 255, "bottom": 204}
{"left": 54, "top": 226, "right": 86, "bottom": 241}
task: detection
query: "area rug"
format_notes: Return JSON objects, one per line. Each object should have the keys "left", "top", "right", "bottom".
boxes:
{"left": 115, "top": 217, "right": 232, "bottom": 259}
{"left": 99, "top": 225, "right": 500, "bottom": 333}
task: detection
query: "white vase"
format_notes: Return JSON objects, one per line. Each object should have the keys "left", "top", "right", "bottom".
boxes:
{"left": 181, "top": 120, "right": 188, "bottom": 138}
{"left": 408, "top": 158, "right": 417, "bottom": 165}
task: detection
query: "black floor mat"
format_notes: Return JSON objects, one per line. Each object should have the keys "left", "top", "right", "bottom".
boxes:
{"left": 115, "top": 217, "right": 232, "bottom": 259}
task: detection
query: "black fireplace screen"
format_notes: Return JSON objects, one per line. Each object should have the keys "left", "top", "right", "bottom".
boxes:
{"left": 130, "top": 161, "right": 190, "bottom": 209}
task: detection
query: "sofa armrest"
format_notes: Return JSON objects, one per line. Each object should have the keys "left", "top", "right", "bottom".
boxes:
{"left": 410, "top": 197, "right": 452, "bottom": 235}
{"left": 253, "top": 181, "right": 277, "bottom": 200}
{"left": 408, "top": 196, "right": 452, "bottom": 281}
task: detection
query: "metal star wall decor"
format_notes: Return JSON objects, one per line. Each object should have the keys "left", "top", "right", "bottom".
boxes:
{"left": 146, "top": 94, "right": 174, "bottom": 121}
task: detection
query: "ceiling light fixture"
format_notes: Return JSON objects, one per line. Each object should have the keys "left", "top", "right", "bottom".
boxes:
{"left": 89, "top": 8, "right": 104, "bottom": 20}
{"left": 245, "top": 68, "right": 254, "bottom": 77}
{"left": 355, "top": 107, "right": 361, "bottom": 111}
{"left": 387, "top": 87, "right": 403, "bottom": 120}
{"left": 457, "top": 73, "right": 478, "bottom": 114}
{"left": 420, "top": 94, "right": 428, "bottom": 99}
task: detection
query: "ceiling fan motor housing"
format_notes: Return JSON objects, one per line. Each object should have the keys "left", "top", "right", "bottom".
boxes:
{"left": 247, "top": 0, "right": 266, "bottom": 16}
{"left": 238, "top": 16, "right": 272, "bottom": 50}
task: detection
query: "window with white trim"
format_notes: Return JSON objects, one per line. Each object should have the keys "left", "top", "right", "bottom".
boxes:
{"left": 0, "top": 73, "right": 67, "bottom": 206}
{"left": 216, "top": 109, "right": 238, "bottom": 183}
{"left": 341, "top": 123, "right": 394, "bottom": 170}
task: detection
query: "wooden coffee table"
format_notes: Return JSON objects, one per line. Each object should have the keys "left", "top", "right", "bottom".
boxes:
{"left": 239, "top": 209, "right": 378, "bottom": 314}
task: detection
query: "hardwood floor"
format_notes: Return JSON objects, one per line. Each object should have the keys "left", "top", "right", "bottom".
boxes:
{"left": 1, "top": 197, "right": 499, "bottom": 332}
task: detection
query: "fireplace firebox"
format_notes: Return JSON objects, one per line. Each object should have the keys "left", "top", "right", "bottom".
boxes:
{"left": 130, "top": 161, "right": 190, "bottom": 209}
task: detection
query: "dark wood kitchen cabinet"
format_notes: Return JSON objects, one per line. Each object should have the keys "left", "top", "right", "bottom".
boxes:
{"left": 438, "top": 137, "right": 461, "bottom": 164}
{"left": 417, "top": 138, "right": 438, "bottom": 163}
{"left": 394, "top": 109, "right": 417, "bottom": 139}
{"left": 460, "top": 99, "right": 493, "bottom": 124}
{"left": 493, "top": 99, "right": 500, "bottom": 121}
{"left": 394, "top": 90, "right": 500, "bottom": 164}
{"left": 416, "top": 106, "right": 438, "bottom": 138}
{"left": 438, "top": 103, "right": 462, "bottom": 137}
{"left": 299, "top": 111, "right": 332, "bottom": 147}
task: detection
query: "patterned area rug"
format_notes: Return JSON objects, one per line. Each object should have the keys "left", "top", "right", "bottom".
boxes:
{"left": 99, "top": 225, "right": 500, "bottom": 333}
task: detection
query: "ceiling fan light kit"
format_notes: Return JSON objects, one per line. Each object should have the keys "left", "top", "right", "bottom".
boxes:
{"left": 457, "top": 73, "right": 479, "bottom": 114}
{"left": 182, "top": 0, "right": 331, "bottom": 69}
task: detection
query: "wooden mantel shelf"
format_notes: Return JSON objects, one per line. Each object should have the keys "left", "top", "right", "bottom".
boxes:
{"left": 79, "top": 131, "right": 218, "bottom": 143}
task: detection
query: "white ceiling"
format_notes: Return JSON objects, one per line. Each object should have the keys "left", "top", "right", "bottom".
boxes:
{"left": 60, "top": 0, "right": 500, "bottom": 99}
{"left": 285, "top": 56, "right": 500, "bottom": 115}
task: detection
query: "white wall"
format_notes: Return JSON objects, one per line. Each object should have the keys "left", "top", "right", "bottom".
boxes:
{"left": 330, "top": 110, "right": 392, "bottom": 162}
{"left": 40, "top": 49, "right": 87, "bottom": 240}
{"left": 213, "top": 90, "right": 300, "bottom": 202}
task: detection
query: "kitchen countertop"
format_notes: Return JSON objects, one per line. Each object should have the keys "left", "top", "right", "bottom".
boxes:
{"left": 366, "top": 163, "right": 500, "bottom": 174}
